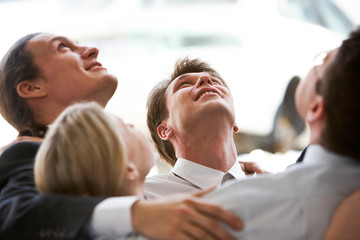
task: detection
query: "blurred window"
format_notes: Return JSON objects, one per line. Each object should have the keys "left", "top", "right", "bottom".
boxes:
{"left": 278, "top": 0, "right": 354, "bottom": 35}
{"left": 141, "top": 0, "right": 236, "bottom": 6}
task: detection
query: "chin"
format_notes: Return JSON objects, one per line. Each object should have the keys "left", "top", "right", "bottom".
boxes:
{"left": 201, "top": 102, "right": 234, "bottom": 115}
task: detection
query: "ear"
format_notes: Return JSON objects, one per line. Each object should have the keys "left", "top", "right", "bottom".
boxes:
{"left": 233, "top": 123, "right": 239, "bottom": 133}
{"left": 124, "top": 162, "right": 139, "bottom": 181}
{"left": 305, "top": 96, "right": 325, "bottom": 124}
{"left": 157, "top": 122, "right": 173, "bottom": 140}
{"left": 17, "top": 80, "right": 47, "bottom": 99}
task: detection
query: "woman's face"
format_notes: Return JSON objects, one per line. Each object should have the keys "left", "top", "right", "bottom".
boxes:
{"left": 115, "top": 116, "right": 156, "bottom": 181}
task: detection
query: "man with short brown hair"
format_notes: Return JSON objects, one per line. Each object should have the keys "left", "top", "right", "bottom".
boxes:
{"left": 145, "top": 58, "right": 247, "bottom": 199}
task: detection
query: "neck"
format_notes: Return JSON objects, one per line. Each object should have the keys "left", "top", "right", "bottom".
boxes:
{"left": 27, "top": 99, "right": 68, "bottom": 127}
{"left": 122, "top": 180, "right": 144, "bottom": 197}
{"left": 27, "top": 95, "right": 110, "bottom": 127}
{"left": 309, "top": 122, "right": 324, "bottom": 146}
{"left": 32, "top": 106, "right": 63, "bottom": 126}
{"left": 172, "top": 115, "right": 237, "bottom": 172}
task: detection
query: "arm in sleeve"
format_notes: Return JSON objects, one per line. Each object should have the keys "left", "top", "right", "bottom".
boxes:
{"left": 0, "top": 141, "right": 105, "bottom": 240}
{"left": 91, "top": 196, "right": 139, "bottom": 238}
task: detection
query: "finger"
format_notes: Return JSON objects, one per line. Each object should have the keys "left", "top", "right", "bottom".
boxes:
{"left": 254, "top": 166, "right": 271, "bottom": 174}
{"left": 190, "top": 199, "right": 243, "bottom": 231}
{"left": 239, "top": 163, "right": 245, "bottom": 173}
{"left": 182, "top": 204, "right": 235, "bottom": 240}
{"left": 238, "top": 161, "right": 254, "bottom": 174}
{"left": 179, "top": 220, "right": 216, "bottom": 240}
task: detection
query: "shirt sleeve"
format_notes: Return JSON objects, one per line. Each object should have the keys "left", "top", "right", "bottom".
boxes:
{"left": 91, "top": 196, "right": 139, "bottom": 238}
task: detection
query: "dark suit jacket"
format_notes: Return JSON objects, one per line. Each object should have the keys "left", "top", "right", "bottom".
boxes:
{"left": 0, "top": 141, "right": 105, "bottom": 240}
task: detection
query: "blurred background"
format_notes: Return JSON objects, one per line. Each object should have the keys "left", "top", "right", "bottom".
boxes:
{"left": 0, "top": 0, "right": 358, "bottom": 172}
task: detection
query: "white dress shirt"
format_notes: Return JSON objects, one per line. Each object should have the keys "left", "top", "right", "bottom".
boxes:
{"left": 91, "top": 196, "right": 138, "bottom": 238}
{"left": 144, "top": 158, "right": 246, "bottom": 199}
{"left": 204, "top": 145, "right": 360, "bottom": 240}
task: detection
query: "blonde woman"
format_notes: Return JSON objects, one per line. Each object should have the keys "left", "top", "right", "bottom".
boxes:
{"left": 34, "top": 102, "right": 156, "bottom": 239}
{"left": 35, "top": 101, "right": 155, "bottom": 206}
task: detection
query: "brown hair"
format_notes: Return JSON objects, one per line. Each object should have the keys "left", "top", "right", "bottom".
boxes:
{"left": 0, "top": 33, "right": 48, "bottom": 137}
{"left": 146, "top": 57, "right": 227, "bottom": 166}
{"left": 320, "top": 27, "right": 360, "bottom": 160}
{"left": 35, "top": 102, "right": 127, "bottom": 196}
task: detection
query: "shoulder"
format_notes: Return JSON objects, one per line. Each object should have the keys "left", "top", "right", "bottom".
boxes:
{"left": 0, "top": 141, "right": 41, "bottom": 189}
{"left": 1, "top": 141, "right": 41, "bottom": 161}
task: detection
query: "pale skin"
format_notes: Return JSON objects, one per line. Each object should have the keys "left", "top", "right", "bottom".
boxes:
{"left": 294, "top": 48, "right": 339, "bottom": 146}
{"left": 112, "top": 116, "right": 157, "bottom": 197}
{"left": 239, "top": 161, "right": 271, "bottom": 175}
{"left": 9, "top": 33, "right": 243, "bottom": 240}
{"left": 17, "top": 34, "right": 118, "bottom": 126}
{"left": 158, "top": 73, "right": 239, "bottom": 173}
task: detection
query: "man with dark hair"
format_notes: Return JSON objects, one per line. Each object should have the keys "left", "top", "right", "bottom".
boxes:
{"left": 145, "top": 57, "right": 251, "bottom": 198}
{"left": 200, "top": 27, "right": 360, "bottom": 239}
{"left": 320, "top": 28, "right": 360, "bottom": 240}
{"left": 0, "top": 33, "right": 242, "bottom": 240}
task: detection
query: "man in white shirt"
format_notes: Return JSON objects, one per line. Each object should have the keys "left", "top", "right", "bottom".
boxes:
{"left": 0, "top": 33, "right": 243, "bottom": 240}
{"left": 145, "top": 58, "right": 250, "bottom": 199}
{"left": 201, "top": 28, "right": 360, "bottom": 239}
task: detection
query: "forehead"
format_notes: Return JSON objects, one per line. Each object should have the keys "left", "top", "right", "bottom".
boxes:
{"left": 323, "top": 48, "right": 338, "bottom": 66}
{"left": 27, "top": 34, "right": 55, "bottom": 50}
{"left": 26, "top": 34, "right": 76, "bottom": 55}
{"left": 317, "top": 48, "right": 338, "bottom": 76}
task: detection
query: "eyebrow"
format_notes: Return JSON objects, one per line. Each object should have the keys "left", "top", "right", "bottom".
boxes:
{"left": 174, "top": 72, "right": 213, "bottom": 82}
{"left": 173, "top": 74, "right": 190, "bottom": 83}
{"left": 171, "top": 74, "right": 190, "bottom": 93}
{"left": 173, "top": 72, "right": 222, "bottom": 85}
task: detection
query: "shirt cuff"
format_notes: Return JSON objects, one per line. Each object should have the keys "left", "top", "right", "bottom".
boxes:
{"left": 91, "top": 196, "right": 139, "bottom": 238}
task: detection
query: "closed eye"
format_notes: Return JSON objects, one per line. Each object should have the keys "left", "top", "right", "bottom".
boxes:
{"left": 212, "top": 78, "right": 222, "bottom": 85}
{"left": 58, "top": 43, "right": 69, "bottom": 51}
{"left": 178, "top": 81, "right": 191, "bottom": 89}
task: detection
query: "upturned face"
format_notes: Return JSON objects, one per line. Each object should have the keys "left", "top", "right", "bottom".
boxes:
{"left": 25, "top": 33, "right": 118, "bottom": 108}
{"left": 163, "top": 72, "right": 235, "bottom": 132}
{"left": 116, "top": 117, "right": 156, "bottom": 182}
{"left": 295, "top": 48, "right": 338, "bottom": 120}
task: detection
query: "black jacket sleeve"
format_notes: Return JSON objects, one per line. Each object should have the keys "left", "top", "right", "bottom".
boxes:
{"left": 0, "top": 141, "right": 105, "bottom": 240}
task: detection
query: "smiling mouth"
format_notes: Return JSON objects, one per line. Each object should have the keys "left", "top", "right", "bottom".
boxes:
{"left": 196, "top": 91, "right": 220, "bottom": 101}
{"left": 86, "top": 62, "right": 103, "bottom": 71}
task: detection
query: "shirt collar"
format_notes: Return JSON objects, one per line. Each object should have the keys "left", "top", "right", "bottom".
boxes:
{"left": 303, "top": 144, "right": 355, "bottom": 164}
{"left": 173, "top": 158, "right": 246, "bottom": 189}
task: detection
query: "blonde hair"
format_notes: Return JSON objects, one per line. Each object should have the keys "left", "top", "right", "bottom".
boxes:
{"left": 35, "top": 102, "right": 127, "bottom": 196}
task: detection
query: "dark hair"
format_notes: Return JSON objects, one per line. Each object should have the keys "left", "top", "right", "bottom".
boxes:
{"left": 146, "top": 57, "right": 227, "bottom": 166}
{"left": 0, "top": 33, "right": 48, "bottom": 137}
{"left": 320, "top": 27, "right": 360, "bottom": 160}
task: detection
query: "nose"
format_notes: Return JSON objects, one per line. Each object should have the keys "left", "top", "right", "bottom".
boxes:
{"left": 196, "top": 74, "right": 213, "bottom": 88}
{"left": 80, "top": 46, "right": 99, "bottom": 59}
